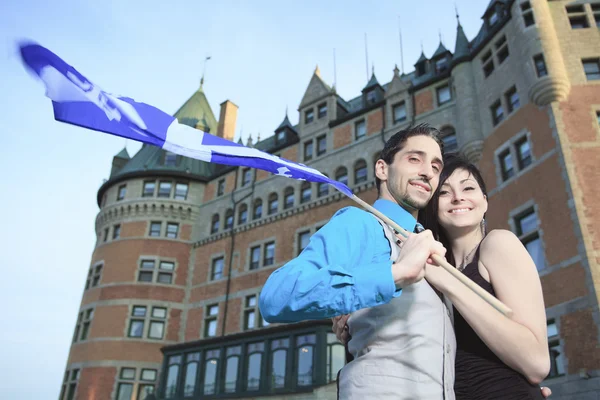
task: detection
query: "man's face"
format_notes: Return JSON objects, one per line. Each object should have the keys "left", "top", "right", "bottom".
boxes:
{"left": 376, "top": 135, "right": 443, "bottom": 211}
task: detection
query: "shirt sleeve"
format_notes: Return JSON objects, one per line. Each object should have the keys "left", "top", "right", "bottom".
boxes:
{"left": 259, "top": 207, "right": 401, "bottom": 323}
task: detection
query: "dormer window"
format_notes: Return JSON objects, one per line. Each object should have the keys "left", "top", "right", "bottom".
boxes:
{"left": 366, "top": 90, "right": 377, "bottom": 104}
{"left": 164, "top": 151, "right": 177, "bottom": 167}
{"left": 488, "top": 10, "right": 499, "bottom": 26}
{"left": 416, "top": 63, "right": 426, "bottom": 77}
{"left": 435, "top": 58, "right": 448, "bottom": 74}
{"left": 276, "top": 130, "right": 285, "bottom": 143}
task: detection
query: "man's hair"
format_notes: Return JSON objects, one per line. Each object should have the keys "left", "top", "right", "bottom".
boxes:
{"left": 375, "top": 123, "right": 444, "bottom": 192}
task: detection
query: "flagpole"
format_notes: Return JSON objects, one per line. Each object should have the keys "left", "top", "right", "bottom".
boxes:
{"left": 349, "top": 193, "right": 514, "bottom": 318}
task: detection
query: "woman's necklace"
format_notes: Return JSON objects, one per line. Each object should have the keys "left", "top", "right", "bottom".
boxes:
{"left": 458, "top": 244, "right": 480, "bottom": 271}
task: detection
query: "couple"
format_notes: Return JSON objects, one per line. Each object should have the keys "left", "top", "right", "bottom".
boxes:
{"left": 259, "top": 124, "right": 551, "bottom": 399}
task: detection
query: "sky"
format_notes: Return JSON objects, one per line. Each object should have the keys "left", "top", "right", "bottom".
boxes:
{"left": 0, "top": 0, "right": 489, "bottom": 397}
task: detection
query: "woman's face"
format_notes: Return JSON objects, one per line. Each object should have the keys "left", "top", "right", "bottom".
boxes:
{"left": 436, "top": 168, "right": 488, "bottom": 232}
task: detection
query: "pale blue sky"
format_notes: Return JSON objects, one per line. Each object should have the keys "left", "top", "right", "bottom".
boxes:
{"left": 0, "top": 0, "right": 489, "bottom": 397}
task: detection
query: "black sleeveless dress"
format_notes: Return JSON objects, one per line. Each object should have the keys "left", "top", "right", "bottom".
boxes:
{"left": 454, "top": 248, "right": 544, "bottom": 400}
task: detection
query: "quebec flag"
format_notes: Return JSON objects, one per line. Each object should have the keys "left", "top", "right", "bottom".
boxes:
{"left": 19, "top": 42, "right": 353, "bottom": 197}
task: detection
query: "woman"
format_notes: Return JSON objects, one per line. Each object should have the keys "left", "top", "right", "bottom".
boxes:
{"left": 419, "top": 154, "right": 549, "bottom": 399}
{"left": 332, "top": 155, "right": 551, "bottom": 399}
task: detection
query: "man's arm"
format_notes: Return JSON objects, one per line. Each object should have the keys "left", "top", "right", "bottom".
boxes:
{"left": 259, "top": 207, "right": 399, "bottom": 323}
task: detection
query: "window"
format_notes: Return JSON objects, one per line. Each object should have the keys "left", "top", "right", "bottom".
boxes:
{"left": 166, "top": 222, "right": 179, "bottom": 238}
{"left": 268, "top": 193, "right": 278, "bottom": 215}
{"left": 225, "top": 346, "right": 241, "bottom": 393}
{"left": 516, "top": 138, "right": 532, "bottom": 170}
{"left": 316, "top": 135, "right": 327, "bottom": 156}
{"left": 318, "top": 180, "right": 329, "bottom": 197}
{"left": 305, "top": 109, "right": 314, "bottom": 124}
{"left": 597, "top": 111, "right": 600, "bottom": 127}
{"left": 164, "top": 151, "right": 178, "bottom": 166}
{"left": 158, "top": 181, "right": 172, "bottom": 198}
{"left": 533, "top": 54, "right": 548, "bottom": 77}
{"left": 204, "top": 349, "right": 221, "bottom": 395}
{"left": 284, "top": 187, "right": 294, "bottom": 209}
{"left": 514, "top": 208, "right": 545, "bottom": 270}
{"left": 128, "top": 306, "right": 146, "bottom": 338}
{"left": 117, "top": 184, "right": 126, "bottom": 201}
{"left": 505, "top": 86, "right": 520, "bottom": 113}
{"left": 567, "top": 4, "right": 589, "bottom": 28}
{"left": 103, "top": 228, "right": 109, "bottom": 242}
{"left": 149, "top": 221, "right": 161, "bottom": 237}
{"left": 496, "top": 36, "right": 509, "bottom": 64}
{"left": 270, "top": 338, "right": 289, "bottom": 389}
{"left": 60, "top": 369, "right": 79, "bottom": 400}
{"left": 225, "top": 209, "right": 234, "bottom": 230}
{"left": 300, "top": 182, "right": 312, "bottom": 203}
{"left": 204, "top": 304, "right": 219, "bottom": 337}
{"left": 244, "top": 295, "right": 264, "bottom": 330}
{"left": 354, "top": 160, "right": 368, "bottom": 184}
{"left": 488, "top": 10, "right": 499, "bottom": 26}
{"left": 435, "top": 57, "right": 448, "bottom": 74}
{"left": 249, "top": 246, "right": 260, "bottom": 270}
{"left": 318, "top": 103, "right": 327, "bottom": 119}
{"left": 355, "top": 120, "right": 366, "bottom": 140}
{"left": 594, "top": 4, "right": 600, "bottom": 27}
{"left": 499, "top": 149, "right": 514, "bottom": 181}
{"left": 583, "top": 58, "right": 600, "bottom": 80}
{"left": 264, "top": 242, "right": 275, "bottom": 266}
{"left": 158, "top": 261, "right": 174, "bottom": 284}
{"left": 139, "top": 260, "right": 155, "bottom": 282}
{"left": 101, "top": 194, "right": 107, "bottom": 207}
{"left": 138, "top": 369, "right": 157, "bottom": 400}
{"left": 211, "top": 257, "right": 224, "bottom": 280}
{"left": 393, "top": 101, "right": 407, "bottom": 123}
{"left": 85, "top": 264, "right": 103, "bottom": 289}
{"left": 113, "top": 224, "right": 121, "bottom": 240}
{"left": 441, "top": 126, "right": 458, "bottom": 154}
{"left": 365, "top": 90, "right": 377, "bottom": 104}
{"left": 521, "top": 1, "right": 535, "bottom": 26}
{"left": 217, "top": 179, "right": 225, "bottom": 197}
{"left": 336, "top": 167, "right": 348, "bottom": 185}
{"left": 182, "top": 353, "right": 199, "bottom": 397}
{"left": 547, "top": 320, "right": 565, "bottom": 378}
{"left": 242, "top": 168, "right": 252, "bottom": 187}
{"left": 437, "top": 84, "right": 452, "bottom": 105}
{"left": 296, "top": 334, "right": 316, "bottom": 386}
{"left": 276, "top": 130, "right": 285, "bottom": 143}
{"left": 138, "top": 260, "right": 174, "bottom": 284}
{"left": 211, "top": 214, "right": 219, "bottom": 234}
{"left": 116, "top": 368, "right": 135, "bottom": 400}
{"left": 164, "top": 355, "right": 181, "bottom": 398}
{"left": 174, "top": 183, "right": 188, "bottom": 200}
{"left": 482, "top": 50, "right": 495, "bottom": 77}
{"left": 298, "top": 231, "right": 311, "bottom": 255}
{"left": 491, "top": 100, "right": 504, "bottom": 126}
{"left": 143, "top": 181, "right": 155, "bottom": 197}
{"left": 304, "top": 141, "right": 313, "bottom": 161}
{"left": 327, "top": 333, "right": 345, "bottom": 383}
{"left": 238, "top": 204, "right": 248, "bottom": 225}
{"left": 148, "top": 307, "right": 166, "bottom": 339}
{"left": 253, "top": 199, "right": 262, "bottom": 220}
{"left": 246, "top": 342, "right": 265, "bottom": 391}
{"left": 73, "top": 308, "right": 94, "bottom": 342}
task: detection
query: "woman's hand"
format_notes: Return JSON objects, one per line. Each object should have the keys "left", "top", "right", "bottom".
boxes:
{"left": 331, "top": 314, "right": 350, "bottom": 345}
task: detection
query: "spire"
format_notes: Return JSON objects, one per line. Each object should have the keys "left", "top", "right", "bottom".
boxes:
{"left": 453, "top": 17, "right": 470, "bottom": 61}
{"left": 432, "top": 41, "right": 448, "bottom": 58}
{"left": 114, "top": 147, "right": 130, "bottom": 159}
{"left": 200, "top": 56, "right": 211, "bottom": 89}
{"left": 314, "top": 64, "right": 321, "bottom": 77}
{"left": 364, "top": 68, "right": 381, "bottom": 90}
{"left": 256, "top": 132, "right": 261, "bottom": 142}
{"left": 277, "top": 113, "right": 293, "bottom": 131}
{"left": 246, "top": 133, "right": 253, "bottom": 147}
{"left": 393, "top": 64, "right": 400, "bottom": 77}
{"left": 416, "top": 50, "right": 428, "bottom": 64}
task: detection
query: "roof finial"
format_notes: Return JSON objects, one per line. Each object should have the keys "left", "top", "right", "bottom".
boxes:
{"left": 256, "top": 132, "right": 261, "bottom": 142}
{"left": 439, "top": 29, "right": 443, "bottom": 46}
{"left": 393, "top": 64, "right": 400, "bottom": 77}
{"left": 314, "top": 64, "right": 321, "bottom": 77}
{"left": 455, "top": 2, "right": 460, "bottom": 24}
{"left": 200, "top": 55, "right": 211, "bottom": 88}
{"left": 371, "top": 64, "right": 375, "bottom": 76}
{"left": 246, "top": 133, "right": 253, "bottom": 147}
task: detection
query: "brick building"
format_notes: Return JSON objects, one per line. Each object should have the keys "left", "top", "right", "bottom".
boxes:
{"left": 59, "top": 1, "right": 600, "bottom": 399}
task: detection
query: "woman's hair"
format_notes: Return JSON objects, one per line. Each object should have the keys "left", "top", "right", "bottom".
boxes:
{"left": 418, "top": 154, "right": 488, "bottom": 266}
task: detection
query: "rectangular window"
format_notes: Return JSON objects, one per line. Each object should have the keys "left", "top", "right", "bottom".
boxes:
{"left": 583, "top": 58, "right": 600, "bottom": 80}
{"left": 242, "top": 168, "right": 252, "bottom": 187}
{"left": 594, "top": 4, "right": 600, "bottom": 27}
{"left": 164, "top": 151, "right": 178, "bottom": 166}
{"left": 567, "top": 4, "right": 589, "bottom": 29}
{"left": 298, "top": 231, "right": 310, "bottom": 255}
{"left": 138, "top": 260, "right": 155, "bottom": 282}
{"left": 304, "top": 141, "right": 313, "bottom": 161}
{"left": 79, "top": 309, "right": 94, "bottom": 341}
{"left": 499, "top": 149, "right": 514, "bottom": 181}
{"left": 318, "top": 181, "right": 329, "bottom": 197}
{"left": 276, "top": 130, "right": 285, "bottom": 143}
{"left": 158, "top": 181, "right": 172, "bottom": 198}
{"left": 488, "top": 10, "right": 499, "bottom": 26}
{"left": 143, "top": 181, "right": 155, "bottom": 197}
{"left": 87, "top": 264, "right": 103, "bottom": 288}
{"left": 521, "top": 1, "right": 535, "bottom": 27}
{"left": 547, "top": 320, "right": 565, "bottom": 378}
{"left": 149, "top": 221, "right": 161, "bottom": 237}
{"left": 436, "top": 85, "right": 451, "bottom": 105}
{"left": 244, "top": 295, "right": 258, "bottom": 330}
{"left": 435, "top": 57, "right": 448, "bottom": 74}
{"left": 355, "top": 120, "right": 366, "bottom": 140}
{"left": 516, "top": 138, "right": 532, "bottom": 170}
{"left": 117, "top": 184, "right": 127, "bottom": 201}
{"left": 148, "top": 307, "right": 166, "bottom": 339}
{"left": 166, "top": 223, "right": 179, "bottom": 239}
{"left": 211, "top": 257, "right": 224, "bottom": 280}
{"left": 533, "top": 54, "right": 548, "bottom": 77}
{"left": 112, "top": 224, "right": 121, "bottom": 240}
{"left": 250, "top": 246, "right": 260, "bottom": 270}
{"left": 366, "top": 90, "right": 377, "bottom": 104}
{"left": 316, "top": 135, "right": 327, "bottom": 156}
{"left": 204, "top": 304, "right": 219, "bottom": 337}
{"left": 495, "top": 36, "right": 509, "bottom": 64}
{"left": 217, "top": 179, "right": 225, "bottom": 197}
{"left": 305, "top": 109, "right": 314, "bottom": 124}
{"left": 103, "top": 228, "right": 109, "bottom": 242}
{"left": 482, "top": 50, "right": 495, "bottom": 77}
{"left": 129, "top": 306, "right": 146, "bottom": 338}
{"left": 264, "top": 242, "right": 275, "bottom": 266}
{"left": 491, "top": 100, "right": 504, "bottom": 126}
{"left": 505, "top": 86, "right": 520, "bottom": 113}
{"left": 174, "top": 183, "right": 188, "bottom": 200}
{"left": 158, "top": 261, "right": 174, "bottom": 284}
{"left": 393, "top": 101, "right": 407, "bottom": 123}
{"left": 301, "top": 185, "right": 311, "bottom": 203}
{"left": 515, "top": 208, "right": 545, "bottom": 270}
{"left": 318, "top": 103, "right": 327, "bottom": 119}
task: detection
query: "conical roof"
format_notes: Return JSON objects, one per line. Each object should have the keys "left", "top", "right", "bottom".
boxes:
{"left": 172, "top": 86, "right": 218, "bottom": 133}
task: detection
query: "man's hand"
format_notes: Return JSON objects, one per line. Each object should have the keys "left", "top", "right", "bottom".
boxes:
{"left": 332, "top": 314, "right": 350, "bottom": 345}
{"left": 392, "top": 230, "right": 446, "bottom": 289}
{"left": 541, "top": 386, "right": 552, "bottom": 398}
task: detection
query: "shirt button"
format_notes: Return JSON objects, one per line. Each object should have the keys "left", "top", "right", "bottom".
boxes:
{"left": 376, "top": 294, "right": 383, "bottom": 302}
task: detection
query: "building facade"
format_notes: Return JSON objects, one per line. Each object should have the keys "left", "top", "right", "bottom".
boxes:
{"left": 59, "top": 1, "right": 600, "bottom": 399}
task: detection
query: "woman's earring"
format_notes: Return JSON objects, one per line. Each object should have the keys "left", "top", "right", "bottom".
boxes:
{"left": 481, "top": 218, "right": 487, "bottom": 234}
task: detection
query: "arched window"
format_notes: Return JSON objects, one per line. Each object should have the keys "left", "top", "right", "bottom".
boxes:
{"left": 211, "top": 214, "right": 220, "bottom": 234}
{"left": 300, "top": 182, "right": 312, "bottom": 203}
{"left": 238, "top": 204, "right": 248, "bottom": 225}
{"left": 354, "top": 159, "right": 368, "bottom": 184}
{"left": 268, "top": 193, "right": 278, "bottom": 215}
{"left": 284, "top": 187, "right": 294, "bottom": 209}
{"left": 318, "top": 175, "right": 329, "bottom": 197}
{"left": 253, "top": 199, "right": 263, "bottom": 220}
{"left": 441, "top": 126, "right": 458, "bottom": 154}
{"left": 225, "top": 209, "right": 234, "bottom": 229}
{"left": 335, "top": 167, "right": 348, "bottom": 185}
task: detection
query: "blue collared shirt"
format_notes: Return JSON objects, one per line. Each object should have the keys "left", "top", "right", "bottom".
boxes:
{"left": 259, "top": 199, "right": 419, "bottom": 323}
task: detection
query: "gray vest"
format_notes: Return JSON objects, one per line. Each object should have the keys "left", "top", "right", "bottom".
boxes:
{"left": 338, "top": 216, "right": 456, "bottom": 400}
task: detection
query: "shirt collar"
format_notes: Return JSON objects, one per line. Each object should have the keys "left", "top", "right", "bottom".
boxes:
{"left": 373, "top": 198, "right": 419, "bottom": 233}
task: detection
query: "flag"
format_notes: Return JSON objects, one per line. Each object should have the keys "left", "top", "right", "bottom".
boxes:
{"left": 18, "top": 42, "right": 353, "bottom": 197}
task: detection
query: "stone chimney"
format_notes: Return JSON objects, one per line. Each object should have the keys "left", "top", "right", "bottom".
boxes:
{"left": 217, "top": 100, "right": 238, "bottom": 142}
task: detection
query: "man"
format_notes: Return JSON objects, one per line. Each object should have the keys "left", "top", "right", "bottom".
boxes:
{"left": 260, "top": 124, "right": 452, "bottom": 399}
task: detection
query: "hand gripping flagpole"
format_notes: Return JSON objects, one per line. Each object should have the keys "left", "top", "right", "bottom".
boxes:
{"left": 349, "top": 192, "right": 514, "bottom": 319}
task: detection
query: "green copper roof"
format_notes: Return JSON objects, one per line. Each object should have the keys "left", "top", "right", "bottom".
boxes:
{"left": 172, "top": 86, "right": 218, "bottom": 133}
{"left": 363, "top": 72, "right": 381, "bottom": 90}
{"left": 432, "top": 42, "right": 448, "bottom": 58}
{"left": 416, "top": 51, "right": 428, "bottom": 64}
{"left": 276, "top": 114, "right": 294, "bottom": 131}
{"left": 453, "top": 22, "right": 470, "bottom": 61}
{"left": 114, "top": 147, "right": 130, "bottom": 159}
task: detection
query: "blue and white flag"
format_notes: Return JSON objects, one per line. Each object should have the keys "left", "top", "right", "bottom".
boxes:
{"left": 19, "top": 42, "right": 353, "bottom": 197}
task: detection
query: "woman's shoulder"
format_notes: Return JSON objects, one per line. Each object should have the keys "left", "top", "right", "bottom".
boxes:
{"left": 480, "top": 229, "right": 524, "bottom": 262}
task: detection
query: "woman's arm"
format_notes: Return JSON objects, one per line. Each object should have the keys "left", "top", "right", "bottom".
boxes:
{"left": 425, "top": 229, "right": 550, "bottom": 384}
